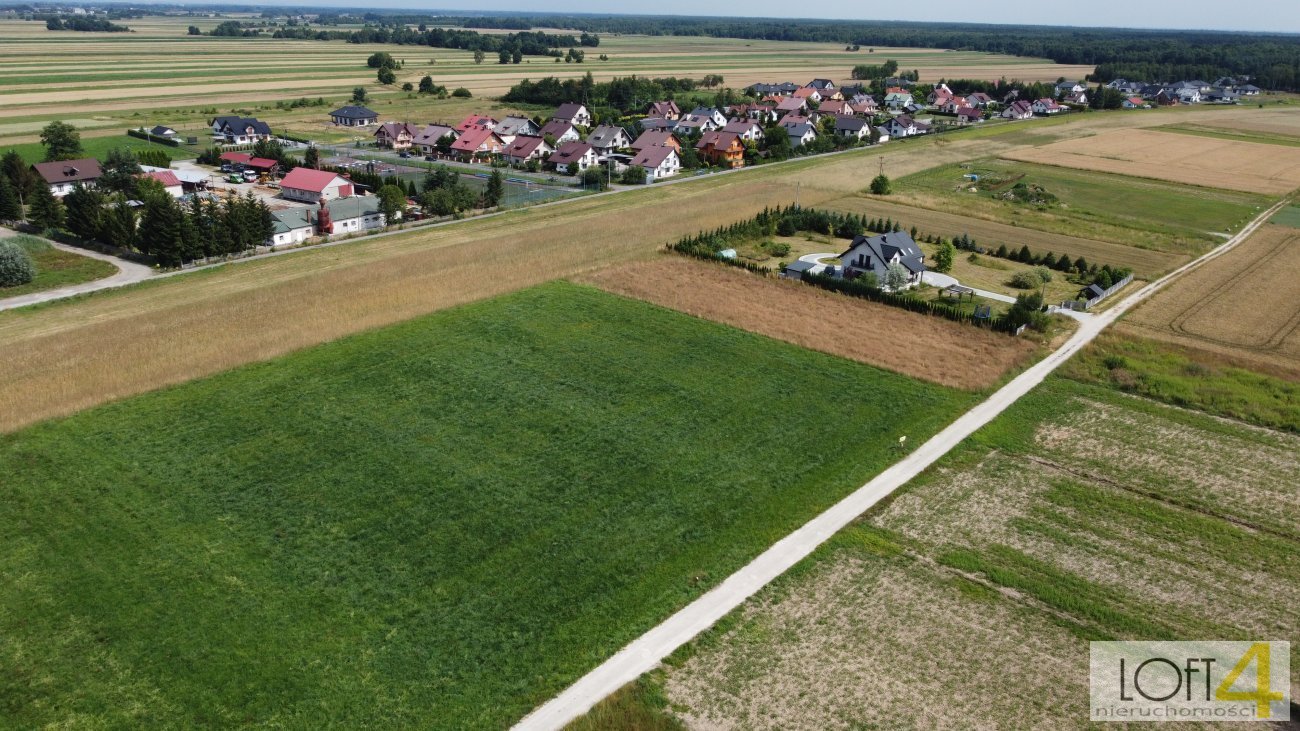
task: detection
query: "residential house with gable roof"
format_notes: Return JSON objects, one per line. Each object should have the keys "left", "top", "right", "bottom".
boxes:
{"left": 695, "top": 131, "right": 744, "bottom": 168}
{"left": 502, "top": 135, "right": 553, "bottom": 165}
{"left": 553, "top": 103, "right": 592, "bottom": 127}
{"left": 839, "top": 231, "right": 925, "bottom": 289}
{"left": 329, "top": 105, "right": 379, "bottom": 127}
{"left": 629, "top": 145, "right": 681, "bottom": 180}
{"left": 540, "top": 118, "right": 581, "bottom": 144}
{"left": 31, "top": 158, "right": 102, "bottom": 197}
{"left": 373, "top": 122, "right": 420, "bottom": 150}
{"left": 550, "top": 141, "right": 598, "bottom": 174}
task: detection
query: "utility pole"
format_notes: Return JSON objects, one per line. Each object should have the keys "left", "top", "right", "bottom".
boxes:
{"left": 794, "top": 181, "right": 800, "bottom": 207}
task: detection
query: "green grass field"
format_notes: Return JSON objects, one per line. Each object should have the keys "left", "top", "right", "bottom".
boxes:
{"left": 0, "top": 234, "right": 117, "bottom": 297}
{"left": 892, "top": 159, "right": 1272, "bottom": 255}
{"left": 598, "top": 373, "right": 1300, "bottom": 728}
{"left": 0, "top": 282, "right": 973, "bottom": 729}
{"left": 1270, "top": 204, "right": 1300, "bottom": 228}
{"left": 3, "top": 133, "right": 190, "bottom": 164}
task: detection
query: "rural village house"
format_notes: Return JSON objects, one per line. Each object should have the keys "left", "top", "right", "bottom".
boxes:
{"left": 630, "top": 130, "right": 681, "bottom": 152}
{"left": 503, "top": 135, "right": 553, "bottom": 165}
{"left": 494, "top": 116, "right": 542, "bottom": 143}
{"left": 695, "top": 131, "right": 745, "bottom": 168}
{"left": 211, "top": 116, "right": 272, "bottom": 145}
{"left": 586, "top": 125, "right": 632, "bottom": 158}
{"left": 646, "top": 101, "right": 681, "bottom": 120}
{"left": 550, "top": 141, "right": 598, "bottom": 174}
{"left": 330, "top": 105, "right": 379, "bottom": 127}
{"left": 553, "top": 103, "right": 592, "bottom": 127}
{"left": 374, "top": 122, "right": 419, "bottom": 150}
{"left": 32, "top": 158, "right": 102, "bottom": 197}
{"left": 279, "top": 167, "right": 354, "bottom": 203}
{"left": 629, "top": 145, "right": 681, "bottom": 180}
{"left": 540, "top": 119, "right": 581, "bottom": 144}
{"left": 414, "top": 124, "right": 458, "bottom": 154}
{"left": 451, "top": 126, "right": 505, "bottom": 162}
{"left": 839, "top": 231, "right": 926, "bottom": 288}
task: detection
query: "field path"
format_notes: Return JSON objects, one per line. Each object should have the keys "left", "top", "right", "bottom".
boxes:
{"left": 512, "top": 196, "right": 1291, "bottom": 731}
{"left": 0, "top": 228, "right": 155, "bottom": 311}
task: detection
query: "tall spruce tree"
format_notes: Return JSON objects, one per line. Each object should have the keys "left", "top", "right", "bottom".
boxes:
{"left": 63, "top": 184, "right": 105, "bottom": 240}
{"left": 0, "top": 173, "right": 21, "bottom": 221}
{"left": 27, "top": 183, "right": 65, "bottom": 231}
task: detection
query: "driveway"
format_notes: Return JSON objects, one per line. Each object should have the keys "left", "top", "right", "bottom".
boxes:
{"left": 921, "top": 271, "right": 1017, "bottom": 304}
{"left": 796, "top": 252, "right": 839, "bottom": 275}
{"left": 0, "top": 228, "right": 156, "bottom": 312}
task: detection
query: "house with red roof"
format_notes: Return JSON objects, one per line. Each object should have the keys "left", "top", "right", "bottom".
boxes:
{"left": 450, "top": 126, "right": 505, "bottom": 162}
{"left": 138, "top": 169, "right": 183, "bottom": 198}
{"left": 456, "top": 114, "right": 497, "bottom": 132}
{"left": 503, "top": 135, "right": 553, "bottom": 165}
{"left": 279, "top": 167, "right": 354, "bottom": 203}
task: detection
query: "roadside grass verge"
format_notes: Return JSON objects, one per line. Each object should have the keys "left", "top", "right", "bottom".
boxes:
{"left": 890, "top": 159, "right": 1272, "bottom": 255}
{"left": 0, "top": 234, "right": 117, "bottom": 297}
{"left": 0, "top": 282, "right": 973, "bottom": 729}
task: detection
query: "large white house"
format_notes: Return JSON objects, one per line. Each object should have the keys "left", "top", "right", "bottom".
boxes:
{"left": 629, "top": 145, "right": 681, "bottom": 181}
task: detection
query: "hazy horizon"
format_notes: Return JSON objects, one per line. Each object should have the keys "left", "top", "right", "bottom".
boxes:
{"left": 153, "top": 1, "right": 1300, "bottom": 34}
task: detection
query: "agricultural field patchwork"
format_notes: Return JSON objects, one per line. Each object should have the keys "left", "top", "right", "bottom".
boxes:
{"left": 0, "top": 282, "right": 976, "bottom": 729}
{"left": 1001, "top": 128, "right": 1300, "bottom": 195}
{"left": 890, "top": 159, "right": 1272, "bottom": 255}
{"left": 624, "top": 378, "right": 1300, "bottom": 729}
{"left": 578, "top": 256, "right": 1040, "bottom": 390}
{"left": 1121, "top": 223, "right": 1300, "bottom": 381}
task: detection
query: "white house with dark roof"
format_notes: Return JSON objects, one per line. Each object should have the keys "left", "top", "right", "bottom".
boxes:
{"left": 553, "top": 103, "right": 592, "bottom": 127}
{"left": 550, "top": 141, "right": 598, "bottom": 174}
{"left": 839, "top": 231, "right": 925, "bottom": 289}
{"left": 494, "top": 116, "right": 541, "bottom": 144}
{"left": 586, "top": 125, "right": 632, "bottom": 158}
{"left": 786, "top": 122, "right": 817, "bottom": 148}
{"left": 502, "top": 135, "right": 553, "bottom": 165}
{"left": 629, "top": 145, "right": 680, "bottom": 180}
{"left": 31, "top": 158, "right": 102, "bottom": 197}
{"left": 329, "top": 105, "right": 379, "bottom": 127}
{"left": 540, "top": 119, "right": 581, "bottom": 144}
{"left": 211, "top": 116, "right": 272, "bottom": 144}
{"left": 414, "top": 124, "right": 458, "bottom": 154}
{"left": 834, "top": 116, "right": 871, "bottom": 140}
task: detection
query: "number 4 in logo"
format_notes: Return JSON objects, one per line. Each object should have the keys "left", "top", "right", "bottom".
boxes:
{"left": 1215, "top": 643, "right": 1284, "bottom": 718}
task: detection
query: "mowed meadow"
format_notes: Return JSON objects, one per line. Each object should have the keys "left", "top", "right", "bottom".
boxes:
{"left": 0, "top": 282, "right": 976, "bottom": 729}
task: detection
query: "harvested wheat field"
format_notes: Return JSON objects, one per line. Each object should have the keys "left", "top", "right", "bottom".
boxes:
{"left": 1121, "top": 224, "right": 1300, "bottom": 380}
{"left": 1003, "top": 128, "right": 1300, "bottom": 195}
{"left": 578, "top": 257, "right": 1037, "bottom": 390}
{"left": 823, "top": 194, "right": 1186, "bottom": 276}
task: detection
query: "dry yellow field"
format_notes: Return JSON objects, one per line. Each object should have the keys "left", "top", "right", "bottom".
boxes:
{"left": 578, "top": 257, "right": 1039, "bottom": 390}
{"left": 1121, "top": 223, "right": 1300, "bottom": 379}
{"left": 1002, "top": 128, "right": 1300, "bottom": 195}
{"left": 1191, "top": 109, "right": 1300, "bottom": 138}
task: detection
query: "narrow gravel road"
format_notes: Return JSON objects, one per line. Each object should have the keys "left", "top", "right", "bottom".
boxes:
{"left": 512, "top": 197, "right": 1290, "bottom": 731}
{"left": 0, "top": 228, "right": 155, "bottom": 312}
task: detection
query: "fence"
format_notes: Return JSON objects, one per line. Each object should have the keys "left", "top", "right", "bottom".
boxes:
{"left": 1063, "top": 273, "right": 1134, "bottom": 310}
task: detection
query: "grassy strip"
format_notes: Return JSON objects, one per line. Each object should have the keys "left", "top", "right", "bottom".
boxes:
{"left": 0, "top": 282, "right": 971, "bottom": 729}
{"left": 1159, "top": 124, "right": 1300, "bottom": 149}
{"left": 3, "top": 134, "right": 189, "bottom": 164}
{"left": 0, "top": 235, "right": 117, "bottom": 297}
{"left": 1061, "top": 332, "right": 1300, "bottom": 432}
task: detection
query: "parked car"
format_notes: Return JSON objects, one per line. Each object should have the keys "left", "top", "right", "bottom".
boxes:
{"left": 398, "top": 151, "right": 412, "bottom": 159}
{"left": 424, "top": 154, "right": 437, "bottom": 162}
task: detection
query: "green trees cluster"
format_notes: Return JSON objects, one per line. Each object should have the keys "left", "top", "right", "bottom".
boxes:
{"left": 60, "top": 182, "right": 273, "bottom": 267}
{"left": 45, "top": 15, "right": 129, "bottom": 32}
{"left": 418, "top": 165, "right": 479, "bottom": 217}
{"left": 851, "top": 59, "right": 898, "bottom": 80}
{"left": 40, "top": 121, "right": 83, "bottom": 162}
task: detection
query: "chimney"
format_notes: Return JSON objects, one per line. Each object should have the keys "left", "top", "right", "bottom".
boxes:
{"left": 316, "top": 198, "right": 331, "bottom": 235}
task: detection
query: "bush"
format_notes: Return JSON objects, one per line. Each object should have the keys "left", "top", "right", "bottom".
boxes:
{"left": 452, "top": 87, "right": 472, "bottom": 98}
{"left": 1009, "top": 271, "right": 1040, "bottom": 289}
{"left": 767, "top": 241, "right": 791, "bottom": 257}
{"left": 0, "top": 241, "right": 36, "bottom": 287}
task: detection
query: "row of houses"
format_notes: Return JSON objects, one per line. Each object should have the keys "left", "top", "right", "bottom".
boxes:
{"left": 1102, "top": 77, "right": 1260, "bottom": 105}
{"left": 30, "top": 158, "right": 205, "bottom": 198}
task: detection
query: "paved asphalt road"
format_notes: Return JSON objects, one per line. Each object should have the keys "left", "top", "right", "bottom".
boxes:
{"left": 512, "top": 197, "right": 1289, "bottom": 731}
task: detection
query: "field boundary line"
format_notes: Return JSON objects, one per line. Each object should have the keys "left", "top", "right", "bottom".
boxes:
{"left": 511, "top": 195, "right": 1291, "bottom": 731}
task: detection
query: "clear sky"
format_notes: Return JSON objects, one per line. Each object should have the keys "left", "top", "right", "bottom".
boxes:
{"left": 211, "top": 0, "right": 1300, "bottom": 34}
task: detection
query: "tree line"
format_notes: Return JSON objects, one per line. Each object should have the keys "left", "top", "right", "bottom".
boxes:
{"left": 270, "top": 24, "right": 595, "bottom": 61}
{"left": 43, "top": 15, "right": 129, "bottom": 32}
{"left": 383, "top": 15, "right": 1299, "bottom": 91}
